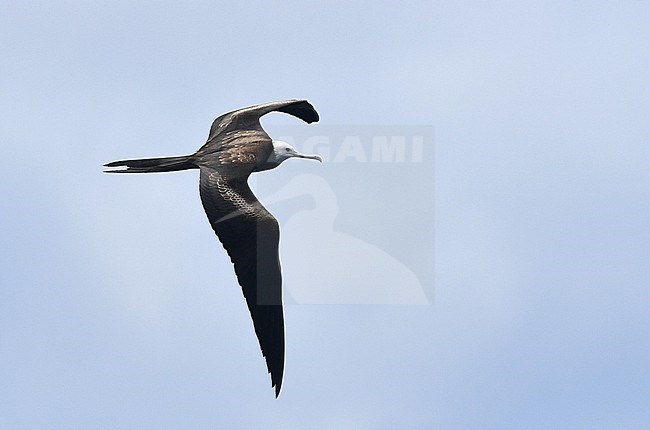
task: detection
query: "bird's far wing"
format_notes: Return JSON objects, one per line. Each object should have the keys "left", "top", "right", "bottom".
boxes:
{"left": 235, "top": 99, "right": 320, "bottom": 124}
{"left": 198, "top": 166, "right": 285, "bottom": 397}
{"left": 208, "top": 99, "right": 319, "bottom": 140}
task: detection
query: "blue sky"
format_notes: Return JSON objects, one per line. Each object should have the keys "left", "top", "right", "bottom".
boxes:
{"left": 1, "top": 1, "right": 649, "bottom": 428}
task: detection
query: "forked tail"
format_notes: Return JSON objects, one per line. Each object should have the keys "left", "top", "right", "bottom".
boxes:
{"left": 104, "top": 155, "right": 197, "bottom": 173}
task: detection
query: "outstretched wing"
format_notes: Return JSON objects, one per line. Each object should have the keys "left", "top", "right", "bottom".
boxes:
{"left": 207, "top": 99, "right": 319, "bottom": 141}
{"left": 198, "top": 166, "right": 285, "bottom": 397}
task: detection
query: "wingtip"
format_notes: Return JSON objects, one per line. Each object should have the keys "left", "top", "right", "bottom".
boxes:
{"left": 307, "top": 113, "right": 320, "bottom": 124}
{"left": 285, "top": 99, "right": 319, "bottom": 124}
{"left": 302, "top": 100, "right": 319, "bottom": 124}
{"left": 270, "top": 368, "right": 283, "bottom": 398}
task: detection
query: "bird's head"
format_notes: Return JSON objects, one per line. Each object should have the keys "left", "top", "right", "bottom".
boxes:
{"left": 260, "top": 140, "right": 322, "bottom": 171}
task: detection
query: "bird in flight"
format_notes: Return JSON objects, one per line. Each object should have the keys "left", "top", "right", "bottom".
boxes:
{"left": 104, "top": 99, "right": 321, "bottom": 397}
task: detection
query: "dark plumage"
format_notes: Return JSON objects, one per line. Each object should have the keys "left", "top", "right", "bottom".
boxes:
{"left": 105, "top": 99, "right": 321, "bottom": 397}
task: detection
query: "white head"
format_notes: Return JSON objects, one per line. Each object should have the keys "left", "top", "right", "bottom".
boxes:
{"left": 259, "top": 140, "right": 322, "bottom": 171}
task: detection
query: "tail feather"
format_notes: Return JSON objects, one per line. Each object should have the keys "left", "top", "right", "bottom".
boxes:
{"left": 104, "top": 155, "right": 197, "bottom": 173}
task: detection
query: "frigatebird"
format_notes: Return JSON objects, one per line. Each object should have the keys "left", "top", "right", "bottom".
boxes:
{"left": 104, "top": 99, "right": 321, "bottom": 397}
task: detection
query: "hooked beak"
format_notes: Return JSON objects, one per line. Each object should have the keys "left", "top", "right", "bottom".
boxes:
{"left": 295, "top": 152, "right": 322, "bottom": 162}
